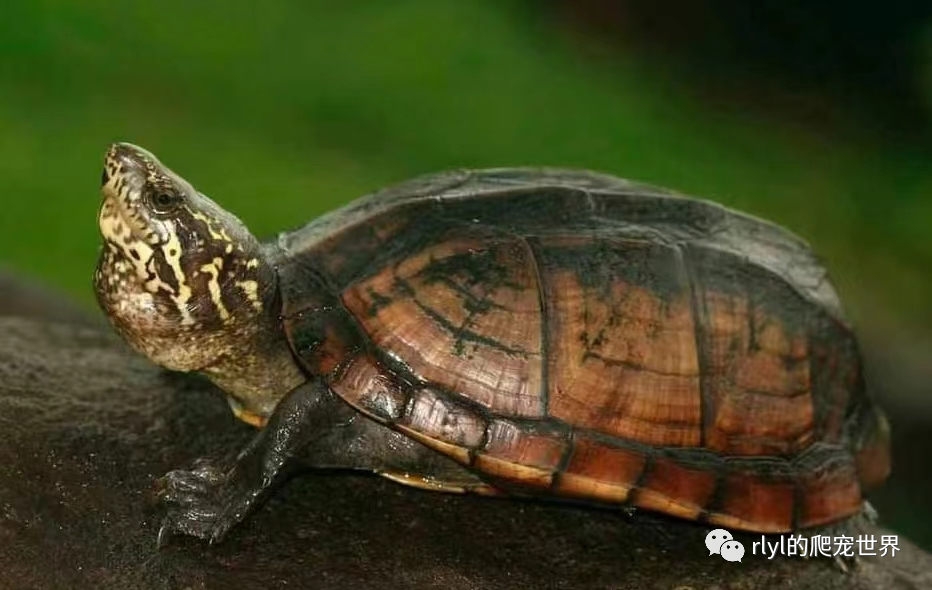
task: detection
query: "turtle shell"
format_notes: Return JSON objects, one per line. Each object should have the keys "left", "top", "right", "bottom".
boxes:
{"left": 278, "top": 168, "right": 890, "bottom": 533}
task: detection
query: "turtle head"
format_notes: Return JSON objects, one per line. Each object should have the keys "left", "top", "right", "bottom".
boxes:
{"left": 94, "top": 143, "right": 303, "bottom": 419}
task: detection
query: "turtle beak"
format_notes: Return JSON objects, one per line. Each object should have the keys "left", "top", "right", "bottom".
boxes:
{"left": 99, "top": 143, "right": 155, "bottom": 244}
{"left": 104, "top": 143, "right": 154, "bottom": 183}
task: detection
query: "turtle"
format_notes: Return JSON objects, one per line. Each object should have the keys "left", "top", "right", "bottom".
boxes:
{"left": 93, "top": 142, "right": 891, "bottom": 545}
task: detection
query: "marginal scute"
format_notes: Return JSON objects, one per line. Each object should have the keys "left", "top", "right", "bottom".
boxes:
{"left": 634, "top": 456, "right": 718, "bottom": 521}
{"left": 395, "top": 427, "right": 473, "bottom": 465}
{"left": 281, "top": 257, "right": 361, "bottom": 377}
{"left": 330, "top": 355, "right": 408, "bottom": 423}
{"left": 285, "top": 310, "right": 356, "bottom": 377}
{"left": 396, "top": 387, "right": 487, "bottom": 450}
{"left": 795, "top": 444, "right": 864, "bottom": 529}
{"left": 557, "top": 434, "right": 646, "bottom": 503}
{"left": 709, "top": 460, "right": 797, "bottom": 533}
{"left": 854, "top": 408, "right": 891, "bottom": 490}
{"left": 473, "top": 419, "right": 568, "bottom": 488}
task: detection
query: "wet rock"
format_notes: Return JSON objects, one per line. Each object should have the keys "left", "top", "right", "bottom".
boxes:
{"left": 0, "top": 275, "right": 930, "bottom": 589}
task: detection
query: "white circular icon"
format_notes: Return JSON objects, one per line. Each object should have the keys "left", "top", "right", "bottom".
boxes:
{"left": 704, "top": 528, "right": 733, "bottom": 555}
{"left": 720, "top": 540, "right": 746, "bottom": 562}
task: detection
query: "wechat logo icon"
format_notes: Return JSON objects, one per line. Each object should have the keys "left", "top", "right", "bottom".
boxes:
{"left": 706, "top": 528, "right": 745, "bottom": 562}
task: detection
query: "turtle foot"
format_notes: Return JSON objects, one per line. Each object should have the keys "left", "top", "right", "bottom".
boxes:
{"left": 154, "top": 458, "right": 262, "bottom": 547}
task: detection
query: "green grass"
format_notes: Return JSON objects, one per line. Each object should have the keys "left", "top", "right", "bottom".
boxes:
{"left": 1, "top": 0, "right": 930, "bottom": 549}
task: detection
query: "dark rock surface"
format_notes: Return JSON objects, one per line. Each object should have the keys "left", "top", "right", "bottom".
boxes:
{"left": 0, "top": 273, "right": 930, "bottom": 589}
{"left": 0, "top": 267, "right": 100, "bottom": 327}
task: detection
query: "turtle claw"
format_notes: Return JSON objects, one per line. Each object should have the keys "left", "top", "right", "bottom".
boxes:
{"left": 156, "top": 517, "right": 174, "bottom": 550}
{"left": 153, "top": 459, "right": 252, "bottom": 546}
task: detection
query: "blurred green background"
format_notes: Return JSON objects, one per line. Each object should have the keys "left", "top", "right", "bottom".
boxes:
{"left": 1, "top": 0, "right": 930, "bottom": 551}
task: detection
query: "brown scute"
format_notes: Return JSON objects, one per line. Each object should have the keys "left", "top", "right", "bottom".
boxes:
{"left": 710, "top": 392, "right": 814, "bottom": 456}
{"left": 395, "top": 387, "right": 488, "bottom": 450}
{"left": 310, "top": 210, "right": 415, "bottom": 285}
{"left": 710, "top": 468, "right": 796, "bottom": 533}
{"left": 797, "top": 452, "right": 863, "bottom": 529}
{"left": 474, "top": 420, "right": 567, "bottom": 488}
{"left": 330, "top": 355, "right": 409, "bottom": 423}
{"left": 542, "top": 257, "right": 702, "bottom": 447}
{"left": 697, "top": 290, "right": 815, "bottom": 456}
{"left": 343, "top": 231, "right": 545, "bottom": 418}
{"left": 634, "top": 456, "right": 718, "bottom": 521}
{"left": 556, "top": 434, "right": 646, "bottom": 503}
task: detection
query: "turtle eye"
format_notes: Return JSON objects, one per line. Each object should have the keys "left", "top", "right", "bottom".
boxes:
{"left": 149, "top": 191, "right": 182, "bottom": 214}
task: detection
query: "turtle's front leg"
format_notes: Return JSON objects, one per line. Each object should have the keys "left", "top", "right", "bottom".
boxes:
{"left": 155, "top": 376, "right": 473, "bottom": 546}
{"left": 156, "top": 377, "right": 338, "bottom": 546}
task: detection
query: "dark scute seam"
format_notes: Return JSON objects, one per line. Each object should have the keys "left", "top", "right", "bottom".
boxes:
{"left": 524, "top": 236, "right": 550, "bottom": 416}
{"left": 681, "top": 244, "right": 714, "bottom": 449}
